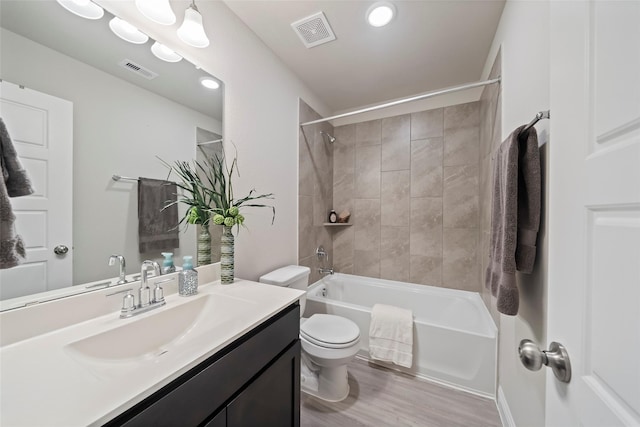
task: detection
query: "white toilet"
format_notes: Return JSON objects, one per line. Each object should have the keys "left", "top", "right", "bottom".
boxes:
{"left": 259, "top": 265, "right": 360, "bottom": 402}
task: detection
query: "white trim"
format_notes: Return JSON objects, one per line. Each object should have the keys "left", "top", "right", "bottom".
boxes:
{"left": 497, "top": 385, "right": 515, "bottom": 427}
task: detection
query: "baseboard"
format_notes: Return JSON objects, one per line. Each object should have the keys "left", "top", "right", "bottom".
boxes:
{"left": 497, "top": 385, "right": 516, "bottom": 427}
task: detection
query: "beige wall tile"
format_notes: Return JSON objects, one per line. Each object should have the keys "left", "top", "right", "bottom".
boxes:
{"left": 381, "top": 170, "right": 410, "bottom": 226}
{"left": 354, "top": 249, "right": 380, "bottom": 278}
{"left": 355, "top": 145, "right": 381, "bottom": 198}
{"left": 411, "top": 108, "right": 443, "bottom": 140}
{"left": 411, "top": 137, "right": 443, "bottom": 197}
{"left": 410, "top": 255, "right": 442, "bottom": 286}
{"left": 333, "top": 226, "right": 354, "bottom": 273}
{"left": 444, "top": 101, "right": 480, "bottom": 130}
{"left": 381, "top": 114, "right": 411, "bottom": 171}
{"left": 354, "top": 198, "right": 381, "bottom": 250}
{"left": 380, "top": 226, "right": 410, "bottom": 281}
{"left": 299, "top": 126, "right": 315, "bottom": 197}
{"left": 443, "top": 228, "right": 479, "bottom": 292}
{"left": 443, "top": 164, "right": 479, "bottom": 229}
{"left": 444, "top": 126, "right": 480, "bottom": 167}
{"left": 334, "top": 124, "right": 356, "bottom": 149}
{"left": 410, "top": 197, "right": 443, "bottom": 257}
{"left": 299, "top": 195, "right": 315, "bottom": 260}
{"left": 356, "top": 119, "right": 381, "bottom": 146}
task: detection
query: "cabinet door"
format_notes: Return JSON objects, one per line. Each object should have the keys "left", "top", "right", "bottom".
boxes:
{"left": 203, "top": 408, "right": 226, "bottom": 427}
{"left": 227, "top": 340, "right": 300, "bottom": 427}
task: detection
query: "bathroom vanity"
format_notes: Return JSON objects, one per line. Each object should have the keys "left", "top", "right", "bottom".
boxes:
{"left": 0, "top": 271, "right": 303, "bottom": 427}
{"left": 105, "top": 303, "right": 300, "bottom": 427}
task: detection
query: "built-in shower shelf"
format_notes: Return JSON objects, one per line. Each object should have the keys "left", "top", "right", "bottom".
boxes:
{"left": 323, "top": 223, "right": 352, "bottom": 227}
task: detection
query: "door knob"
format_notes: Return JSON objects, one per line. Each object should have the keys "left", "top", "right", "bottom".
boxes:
{"left": 54, "top": 245, "right": 69, "bottom": 255}
{"left": 518, "top": 339, "right": 571, "bottom": 383}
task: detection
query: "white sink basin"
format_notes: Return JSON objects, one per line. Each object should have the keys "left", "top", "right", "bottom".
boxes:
{"left": 65, "top": 292, "right": 256, "bottom": 363}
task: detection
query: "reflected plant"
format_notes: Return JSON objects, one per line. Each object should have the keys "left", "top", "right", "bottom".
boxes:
{"left": 159, "top": 151, "right": 275, "bottom": 231}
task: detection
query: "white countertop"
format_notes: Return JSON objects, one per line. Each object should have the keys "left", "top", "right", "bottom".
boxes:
{"left": 0, "top": 279, "right": 303, "bottom": 427}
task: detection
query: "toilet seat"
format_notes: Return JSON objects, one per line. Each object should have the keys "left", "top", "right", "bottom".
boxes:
{"left": 300, "top": 314, "right": 360, "bottom": 349}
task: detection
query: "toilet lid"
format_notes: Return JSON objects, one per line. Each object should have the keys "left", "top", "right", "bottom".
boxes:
{"left": 300, "top": 314, "right": 360, "bottom": 349}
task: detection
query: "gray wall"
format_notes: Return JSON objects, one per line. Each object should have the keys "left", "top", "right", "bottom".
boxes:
{"left": 329, "top": 102, "right": 482, "bottom": 293}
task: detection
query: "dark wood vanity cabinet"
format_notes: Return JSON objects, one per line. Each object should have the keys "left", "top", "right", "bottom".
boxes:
{"left": 105, "top": 303, "right": 300, "bottom": 427}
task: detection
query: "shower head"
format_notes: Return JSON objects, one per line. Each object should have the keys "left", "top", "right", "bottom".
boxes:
{"left": 320, "top": 131, "right": 336, "bottom": 143}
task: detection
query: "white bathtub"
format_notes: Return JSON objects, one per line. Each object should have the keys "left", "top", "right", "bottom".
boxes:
{"left": 305, "top": 273, "right": 497, "bottom": 397}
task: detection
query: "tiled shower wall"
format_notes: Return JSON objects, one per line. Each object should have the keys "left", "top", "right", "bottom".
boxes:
{"left": 330, "top": 102, "right": 482, "bottom": 293}
{"left": 298, "top": 100, "right": 334, "bottom": 285}
{"left": 479, "top": 51, "right": 502, "bottom": 322}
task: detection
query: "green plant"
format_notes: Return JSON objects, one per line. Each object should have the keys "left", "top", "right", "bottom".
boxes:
{"left": 160, "top": 152, "right": 274, "bottom": 231}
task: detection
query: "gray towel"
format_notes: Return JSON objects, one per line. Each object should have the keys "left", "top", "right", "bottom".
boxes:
{"left": 138, "top": 178, "right": 179, "bottom": 253}
{"left": 485, "top": 125, "right": 541, "bottom": 315}
{"left": 0, "top": 117, "right": 35, "bottom": 269}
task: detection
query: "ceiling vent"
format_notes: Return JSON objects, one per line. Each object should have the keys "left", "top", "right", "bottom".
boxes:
{"left": 118, "top": 59, "right": 158, "bottom": 80}
{"left": 291, "top": 12, "right": 336, "bottom": 49}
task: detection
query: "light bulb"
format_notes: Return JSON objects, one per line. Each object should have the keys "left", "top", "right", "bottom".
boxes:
{"left": 109, "top": 17, "right": 149, "bottom": 44}
{"left": 177, "top": 5, "right": 210, "bottom": 48}
{"left": 56, "top": 0, "right": 104, "bottom": 20}
{"left": 135, "top": 0, "right": 176, "bottom": 25}
{"left": 151, "top": 42, "right": 183, "bottom": 63}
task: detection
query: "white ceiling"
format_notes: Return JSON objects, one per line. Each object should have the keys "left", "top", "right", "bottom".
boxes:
{"left": 225, "top": 0, "right": 505, "bottom": 112}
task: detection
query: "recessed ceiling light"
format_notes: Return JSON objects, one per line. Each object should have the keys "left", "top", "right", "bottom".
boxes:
{"left": 199, "top": 77, "right": 219, "bottom": 90}
{"left": 55, "top": 0, "right": 104, "bottom": 20}
{"left": 151, "top": 42, "right": 183, "bottom": 63}
{"left": 366, "top": 2, "right": 396, "bottom": 27}
{"left": 109, "top": 17, "right": 149, "bottom": 44}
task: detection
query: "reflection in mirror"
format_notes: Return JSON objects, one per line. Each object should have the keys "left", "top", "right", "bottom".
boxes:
{"left": 0, "top": 0, "right": 224, "bottom": 310}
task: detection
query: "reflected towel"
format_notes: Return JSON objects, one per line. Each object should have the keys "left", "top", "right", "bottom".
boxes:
{"left": 485, "top": 126, "right": 541, "bottom": 315}
{"left": 369, "top": 303, "right": 413, "bottom": 368}
{"left": 0, "top": 117, "right": 34, "bottom": 269}
{"left": 137, "top": 178, "right": 179, "bottom": 253}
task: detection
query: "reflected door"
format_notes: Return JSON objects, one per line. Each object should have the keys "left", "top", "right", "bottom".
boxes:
{"left": 0, "top": 81, "right": 73, "bottom": 300}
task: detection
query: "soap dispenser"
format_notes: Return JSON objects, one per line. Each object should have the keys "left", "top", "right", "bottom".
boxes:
{"left": 161, "top": 252, "right": 176, "bottom": 274}
{"left": 178, "top": 256, "right": 198, "bottom": 296}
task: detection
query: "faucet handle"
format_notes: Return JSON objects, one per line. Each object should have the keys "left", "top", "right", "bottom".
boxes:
{"left": 152, "top": 277, "right": 174, "bottom": 304}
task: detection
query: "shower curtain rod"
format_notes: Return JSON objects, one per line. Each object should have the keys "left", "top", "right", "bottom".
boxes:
{"left": 300, "top": 77, "right": 501, "bottom": 126}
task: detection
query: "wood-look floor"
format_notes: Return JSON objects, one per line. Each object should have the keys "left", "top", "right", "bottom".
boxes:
{"left": 301, "top": 357, "right": 502, "bottom": 427}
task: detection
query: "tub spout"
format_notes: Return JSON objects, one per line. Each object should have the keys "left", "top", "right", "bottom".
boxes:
{"left": 318, "top": 267, "right": 334, "bottom": 275}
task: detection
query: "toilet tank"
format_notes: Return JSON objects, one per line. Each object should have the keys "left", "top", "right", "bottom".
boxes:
{"left": 259, "top": 265, "right": 310, "bottom": 316}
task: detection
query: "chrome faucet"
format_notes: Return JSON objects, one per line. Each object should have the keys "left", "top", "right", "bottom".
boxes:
{"left": 316, "top": 246, "right": 334, "bottom": 275}
{"left": 108, "top": 260, "right": 174, "bottom": 319}
{"left": 140, "top": 260, "right": 161, "bottom": 307}
{"left": 108, "top": 254, "right": 128, "bottom": 285}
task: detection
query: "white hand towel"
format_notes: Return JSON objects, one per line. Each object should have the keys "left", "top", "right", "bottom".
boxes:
{"left": 369, "top": 303, "right": 413, "bottom": 368}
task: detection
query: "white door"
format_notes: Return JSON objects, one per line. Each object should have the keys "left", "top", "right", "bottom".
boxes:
{"left": 0, "top": 81, "right": 73, "bottom": 300}
{"left": 547, "top": 1, "right": 640, "bottom": 426}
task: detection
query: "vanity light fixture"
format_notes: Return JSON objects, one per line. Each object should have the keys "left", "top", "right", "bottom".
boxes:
{"left": 177, "top": 1, "right": 210, "bottom": 48}
{"left": 109, "top": 17, "right": 149, "bottom": 44}
{"left": 151, "top": 42, "right": 183, "bottom": 63}
{"left": 366, "top": 1, "right": 396, "bottom": 27}
{"left": 135, "top": 0, "right": 176, "bottom": 25}
{"left": 55, "top": 0, "right": 104, "bottom": 20}
{"left": 199, "top": 76, "right": 220, "bottom": 90}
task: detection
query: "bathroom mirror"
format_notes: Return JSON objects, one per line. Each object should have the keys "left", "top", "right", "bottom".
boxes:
{"left": 0, "top": 0, "right": 224, "bottom": 309}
